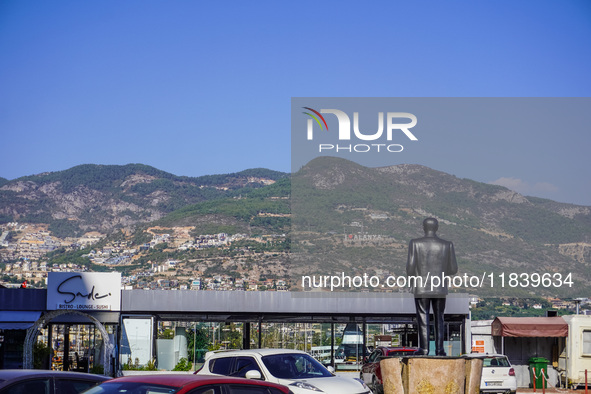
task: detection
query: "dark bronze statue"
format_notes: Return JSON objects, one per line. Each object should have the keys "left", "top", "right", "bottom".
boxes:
{"left": 406, "top": 217, "right": 457, "bottom": 356}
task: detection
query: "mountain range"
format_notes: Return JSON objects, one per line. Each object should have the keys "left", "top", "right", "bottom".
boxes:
{"left": 0, "top": 164, "right": 287, "bottom": 237}
{"left": 289, "top": 157, "right": 591, "bottom": 297}
{"left": 1, "top": 159, "right": 590, "bottom": 296}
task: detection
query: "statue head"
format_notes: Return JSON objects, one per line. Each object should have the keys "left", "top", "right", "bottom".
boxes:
{"left": 423, "top": 217, "right": 439, "bottom": 234}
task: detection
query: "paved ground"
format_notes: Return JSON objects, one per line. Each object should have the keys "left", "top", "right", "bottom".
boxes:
{"left": 336, "top": 370, "right": 591, "bottom": 393}
{"left": 517, "top": 389, "right": 587, "bottom": 393}
{"left": 292, "top": 367, "right": 589, "bottom": 393}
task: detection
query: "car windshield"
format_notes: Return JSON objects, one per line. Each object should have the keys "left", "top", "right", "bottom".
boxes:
{"left": 261, "top": 354, "right": 333, "bottom": 379}
{"left": 483, "top": 357, "right": 510, "bottom": 367}
{"left": 386, "top": 350, "right": 416, "bottom": 357}
{"left": 81, "top": 381, "right": 178, "bottom": 394}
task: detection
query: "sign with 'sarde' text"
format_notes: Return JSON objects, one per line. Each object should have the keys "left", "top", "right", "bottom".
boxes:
{"left": 47, "top": 272, "right": 121, "bottom": 311}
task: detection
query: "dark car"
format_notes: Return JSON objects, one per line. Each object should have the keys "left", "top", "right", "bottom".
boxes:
{"left": 360, "top": 346, "right": 418, "bottom": 394}
{"left": 81, "top": 374, "right": 292, "bottom": 394}
{"left": 0, "top": 369, "right": 110, "bottom": 394}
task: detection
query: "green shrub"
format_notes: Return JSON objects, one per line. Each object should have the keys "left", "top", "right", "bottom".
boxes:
{"left": 172, "top": 358, "right": 192, "bottom": 371}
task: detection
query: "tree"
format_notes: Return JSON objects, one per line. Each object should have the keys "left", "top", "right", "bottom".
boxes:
{"left": 187, "top": 325, "right": 210, "bottom": 363}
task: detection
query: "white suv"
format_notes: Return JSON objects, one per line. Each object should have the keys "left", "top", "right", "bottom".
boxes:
{"left": 197, "top": 348, "right": 370, "bottom": 394}
{"left": 471, "top": 354, "right": 517, "bottom": 394}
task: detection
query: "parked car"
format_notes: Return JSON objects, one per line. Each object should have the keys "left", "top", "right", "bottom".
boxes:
{"left": 359, "top": 346, "right": 418, "bottom": 394}
{"left": 81, "top": 374, "right": 291, "bottom": 394}
{"left": 196, "top": 348, "right": 371, "bottom": 394}
{"left": 0, "top": 369, "right": 110, "bottom": 394}
{"left": 470, "top": 354, "right": 517, "bottom": 394}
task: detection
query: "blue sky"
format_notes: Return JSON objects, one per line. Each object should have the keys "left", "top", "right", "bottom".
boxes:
{"left": 1, "top": 1, "right": 590, "bottom": 205}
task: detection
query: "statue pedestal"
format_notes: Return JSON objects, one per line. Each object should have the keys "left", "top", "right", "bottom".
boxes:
{"left": 381, "top": 356, "right": 483, "bottom": 394}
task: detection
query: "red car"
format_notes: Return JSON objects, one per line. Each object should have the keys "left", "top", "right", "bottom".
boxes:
{"left": 82, "top": 373, "right": 292, "bottom": 394}
{"left": 0, "top": 370, "right": 109, "bottom": 393}
{"left": 360, "top": 346, "right": 418, "bottom": 394}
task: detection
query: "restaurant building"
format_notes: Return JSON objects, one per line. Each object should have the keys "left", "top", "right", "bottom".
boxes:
{"left": 0, "top": 272, "right": 472, "bottom": 375}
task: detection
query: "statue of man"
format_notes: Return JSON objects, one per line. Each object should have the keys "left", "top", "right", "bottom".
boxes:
{"left": 406, "top": 217, "right": 457, "bottom": 356}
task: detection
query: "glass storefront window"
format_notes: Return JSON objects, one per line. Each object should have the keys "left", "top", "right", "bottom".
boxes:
{"left": 121, "top": 317, "right": 153, "bottom": 370}
{"left": 47, "top": 323, "right": 116, "bottom": 372}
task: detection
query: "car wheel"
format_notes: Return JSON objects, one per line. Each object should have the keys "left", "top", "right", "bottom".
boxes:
{"left": 372, "top": 375, "right": 383, "bottom": 394}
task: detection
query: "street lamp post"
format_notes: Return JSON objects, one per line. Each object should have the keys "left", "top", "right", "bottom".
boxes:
{"left": 193, "top": 323, "right": 196, "bottom": 371}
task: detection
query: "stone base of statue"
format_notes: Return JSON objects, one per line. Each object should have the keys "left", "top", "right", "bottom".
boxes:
{"left": 381, "top": 356, "right": 483, "bottom": 394}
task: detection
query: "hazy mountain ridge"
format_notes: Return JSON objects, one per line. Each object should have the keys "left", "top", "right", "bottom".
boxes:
{"left": 290, "top": 157, "right": 591, "bottom": 296}
{"left": 0, "top": 164, "right": 288, "bottom": 237}
{"left": 296, "top": 157, "right": 591, "bottom": 243}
